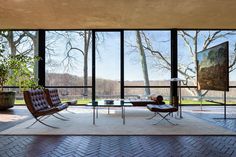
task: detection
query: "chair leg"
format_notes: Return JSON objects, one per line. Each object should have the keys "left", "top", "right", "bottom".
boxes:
{"left": 26, "top": 117, "right": 59, "bottom": 129}
{"left": 36, "top": 118, "right": 59, "bottom": 128}
{"left": 40, "top": 115, "right": 51, "bottom": 121}
{"left": 52, "top": 114, "right": 69, "bottom": 121}
{"left": 55, "top": 113, "right": 70, "bottom": 120}
{"left": 66, "top": 108, "right": 76, "bottom": 114}
{"left": 146, "top": 112, "right": 158, "bottom": 120}
{"left": 153, "top": 113, "right": 177, "bottom": 125}
{"left": 25, "top": 117, "right": 42, "bottom": 129}
{"left": 157, "top": 113, "right": 170, "bottom": 120}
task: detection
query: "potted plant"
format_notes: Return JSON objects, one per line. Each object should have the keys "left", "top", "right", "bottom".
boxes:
{"left": 0, "top": 40, "right": 40, "bottom": 110}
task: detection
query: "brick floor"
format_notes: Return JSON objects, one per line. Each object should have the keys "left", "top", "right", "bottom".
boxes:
{"left": 1, "top": 106, "right": 236, "bottom": 157}
{"left": 0, "top": 136, "right": 236, "bottom": 157}
{"left": 187, "top": 111, "right": 236, "bottom": 132}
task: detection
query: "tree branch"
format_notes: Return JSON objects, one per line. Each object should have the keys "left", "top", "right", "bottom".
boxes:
{"left": 203, "top": 31, "right": 221, "bottom": 50}
{"left": 179, "top": 31, "right": 194, "bottom": 56}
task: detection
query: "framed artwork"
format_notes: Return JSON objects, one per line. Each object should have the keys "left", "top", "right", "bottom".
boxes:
{"left": 197, "top": 41, "right": 229, "bottom": 91}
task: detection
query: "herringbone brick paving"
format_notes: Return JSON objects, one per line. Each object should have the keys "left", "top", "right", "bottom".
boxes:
{"left": 188, "top": 112, "right": 236, "bottom": 132}
{"left": 0, "top": 136, "right": 236, "bottom": 157}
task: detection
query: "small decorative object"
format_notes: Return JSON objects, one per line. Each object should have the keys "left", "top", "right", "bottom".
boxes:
{"left": 104, "top": 100, "right": 114, "bottom": 104}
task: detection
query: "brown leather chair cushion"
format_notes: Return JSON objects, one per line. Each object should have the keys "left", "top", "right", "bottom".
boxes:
{"left": 24, "top": 89, "right": 50, "bottom": 115}
{"left": 44, "top": 89, "right": 61, "bottom": 107}
{"left": 147, "top": 104, "right": 178, "bottom": 113}
{"left": 45, "top": 89, "right": 77, "bottom": 106}
{"left": 33, "top": 104, "right": 68, "bottom": 117}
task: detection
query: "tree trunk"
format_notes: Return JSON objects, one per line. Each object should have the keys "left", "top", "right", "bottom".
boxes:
{"left": 136, "top": 31, "right": 150, "bottom": 95}
{"left": 8, "top": 31, "right": 17, "bottom": 55}
{"left": 83, "top": 31, "right": 91, "bottom": 97}
{"left": 32, "top": 31, "right": 39, "bottom": 81}
{"left": 7, "top": 32, "right": 17, "bottom": 88}
{"left": 193, "top": 31, "right": 202, "bottom": 101}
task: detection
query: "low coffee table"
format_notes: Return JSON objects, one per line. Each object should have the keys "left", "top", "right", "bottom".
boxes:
{"left": 87, "top": 100, "right": 133, "bottom": 125}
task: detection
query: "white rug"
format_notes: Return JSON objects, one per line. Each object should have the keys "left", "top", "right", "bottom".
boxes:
{"left": 1, "top": 107, "right": 235, "bottom": 135}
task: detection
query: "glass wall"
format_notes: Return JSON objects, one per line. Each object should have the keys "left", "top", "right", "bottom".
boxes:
{"left": 95, "top": 32, "right": 120, "bottom": 99}
{"left": 45, "top": 31, "right": 93, "bottom": 104}
{"left": 178, "top": 30, "right": 236, "bottom": 104}
{"left": 2, "top": 29, "right": 236, "bottom": 105}
{"left": 124, "top": 30, "right": 171, "bottom": 100}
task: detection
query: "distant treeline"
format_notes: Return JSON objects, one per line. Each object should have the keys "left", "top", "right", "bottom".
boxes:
{"left": 45, "top": 73, "right": 236, "bottom": 100}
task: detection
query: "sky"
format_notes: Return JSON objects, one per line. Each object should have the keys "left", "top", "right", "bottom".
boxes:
{"left": 45, "top": 30, "right": 236, "bottom": 82}
{"left": 45, "top": 31, "right": 171, "bottom": 81}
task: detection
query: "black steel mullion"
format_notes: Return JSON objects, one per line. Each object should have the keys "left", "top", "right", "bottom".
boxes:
{"left": 38, "top": 30, "right": 45, "bottom": 87}
{"left": 124, "top": 86, "right": 170, "bottom": 88}
{"left": 45, "top": 86, "right": 92, "bottom": 88}
{"left": 171, "top": 29, "right": 178, "bottom": 103}
{"left": 92, "top": 30, "right": 96, "bottom": 101}
{"left": 121, "top": 30, "right": 124, "bottom": 99}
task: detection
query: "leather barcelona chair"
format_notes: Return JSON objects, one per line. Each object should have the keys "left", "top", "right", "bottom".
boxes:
{"left": 23, "top": 89, "right": 68, "bottom": 128}
{"left": 44, "top": 89, "right": 77, "bottom": 113}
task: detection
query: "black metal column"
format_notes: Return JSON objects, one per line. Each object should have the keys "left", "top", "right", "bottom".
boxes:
{"left": 224, "top": 91, "right": 226, "bottom": 119}
{"left": 92, "top": 30, "right": 96, "bottom": 125}
{"left": 38, "top": 30, "right": 45, "bottom": 87}
{"left": 120, "top": 30, "right": 124, "bottom": 100}
{"left": 92, "top": 30, "right": 96, "bottom": 101}
{"left": 170, "top": 29, "right": 178, "bottom": 106}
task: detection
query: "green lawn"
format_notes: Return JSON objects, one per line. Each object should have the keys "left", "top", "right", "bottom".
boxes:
{"left": 14, "top": 99, "right": 91, "bottom": 105}
{"left": 14, "top": 99, "right": 236, "bottom": 106}
{"left": 163, "top": 100, "right": 214, "bottom": 105}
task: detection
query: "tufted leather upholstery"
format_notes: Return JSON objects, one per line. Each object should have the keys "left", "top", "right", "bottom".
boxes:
{"left": 44, "top": 89, "right": 77, "bottom": 106}
{"left": 24, "top": 89, "right": 50, "bottom": 114}
{"left": 44, "top": 89, "right": 62, "bottom": 107}
{"left": 23, "top": 89, "right": 67, "bottom": 118}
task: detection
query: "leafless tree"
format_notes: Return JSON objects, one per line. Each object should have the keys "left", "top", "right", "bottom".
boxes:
{"left": 46, "top": 31, "right": 92, "bottom": 96}
{"left": 140, "top": 30, "right": 236, "bottom": 99}
{"left": 136, "top": 31, "right": 150, "bottom": 95}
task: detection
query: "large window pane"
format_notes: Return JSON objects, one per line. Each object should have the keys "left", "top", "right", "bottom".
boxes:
{"left": 180, "top": 87, "right": 224, "bottom": 105}
{"left": 45, "top": 31, "right": 92, "bottom": 88}
{"left": 227, "top": 88, "right": 236, "bottom": 104}
{"left": 124, "top": 30, "right": 171, "bottom": 96}
{"left": 95, "top": 32, "right": 120, "bottom": 99}
{"left": 178, "top": 30, "right": 236, "bottom": 104}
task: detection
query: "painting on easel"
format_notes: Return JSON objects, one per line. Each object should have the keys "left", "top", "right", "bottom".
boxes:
{"left": 197, "top": 42, "right": 229, "bottom": 91}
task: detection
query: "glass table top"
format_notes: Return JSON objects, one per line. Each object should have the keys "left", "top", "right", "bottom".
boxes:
{"left": 86, "top": 100, "right": 133, "bottom": 107}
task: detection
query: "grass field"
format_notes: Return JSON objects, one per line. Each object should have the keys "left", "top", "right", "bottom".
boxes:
{"left": 14, "top": 99, "right": 91, "bottom": 105}
{"left": 14, "top": 99, "right": 236, "bottom": 106}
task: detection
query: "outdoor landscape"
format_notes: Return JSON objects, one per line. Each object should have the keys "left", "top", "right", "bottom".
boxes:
{"left": 45, "top": 72, "right": 236, "bottom": 105}
{"left": 1, "top": 30, "right": 236, "bottom": 105}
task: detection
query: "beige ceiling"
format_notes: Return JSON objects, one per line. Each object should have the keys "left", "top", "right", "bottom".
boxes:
{"left": 1, "top": 0, "right": 236, "bottom": 29}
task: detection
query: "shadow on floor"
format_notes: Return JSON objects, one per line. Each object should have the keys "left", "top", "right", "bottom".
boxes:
{"left": 0, "top": 107, "right": 32, "bottom": 132}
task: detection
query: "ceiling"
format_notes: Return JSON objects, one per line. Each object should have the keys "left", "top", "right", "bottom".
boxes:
{"left": 1, "top": 0, "right": 236, "bottom": 29}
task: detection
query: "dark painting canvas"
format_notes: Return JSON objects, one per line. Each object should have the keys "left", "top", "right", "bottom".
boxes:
{"left": 197, "top": 42, "right": 229, "bottom": 91}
